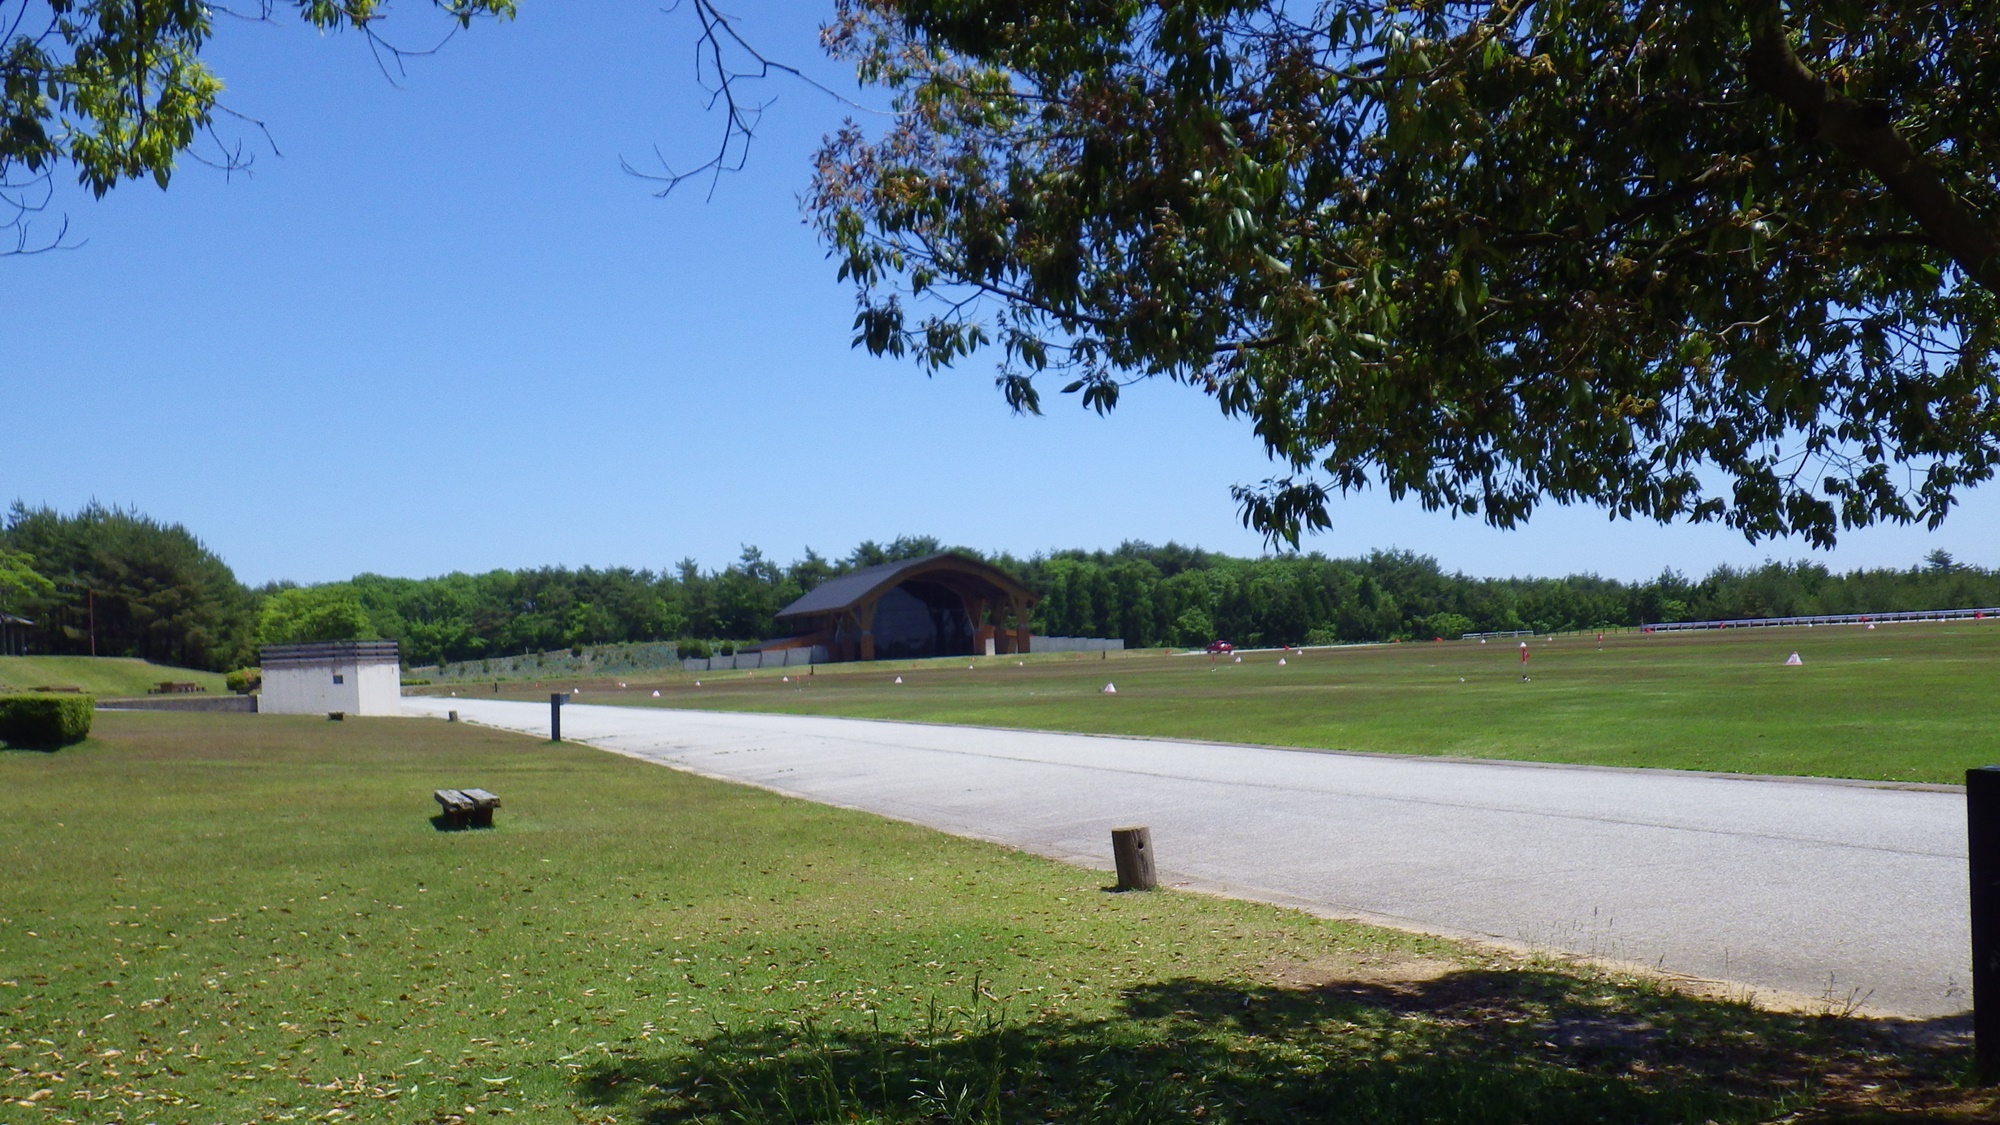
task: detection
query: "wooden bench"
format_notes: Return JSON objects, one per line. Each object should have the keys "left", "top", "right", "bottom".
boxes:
{"left": 149, "top": 681, "right": 206, "bottom": 694}
{"left": 433, "top": 788, "right": 501, "bottom": 829}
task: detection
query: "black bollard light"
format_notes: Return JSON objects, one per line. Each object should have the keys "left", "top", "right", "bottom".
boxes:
{"left": 1970, "top": 767, "right": 2000, "bottom": 1083}
{"left": 550, "top": 692, "right": 566, "bottom": 742}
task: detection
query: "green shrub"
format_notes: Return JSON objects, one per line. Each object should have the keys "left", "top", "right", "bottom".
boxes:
{"left": 1423, "top": 612, "right": 1477, "bottom": 641}
{"left": 400, "top": 678, "right": 432, "bottom": 687}
{"left": 1172, "top": 608, "right": 1216, "bottom": 648}
{"left": 0, "top": 693, "right": 94, "bottom": 748}
{"left": 225, "top": 668, "right": 262, "bottom": 695}
{"left": 677, "top": 638, "right": 713, "bottom": 660}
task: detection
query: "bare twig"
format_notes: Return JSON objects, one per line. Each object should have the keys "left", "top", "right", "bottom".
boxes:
{"left": 628, "top": 0, "right": 873, "bottom": 200}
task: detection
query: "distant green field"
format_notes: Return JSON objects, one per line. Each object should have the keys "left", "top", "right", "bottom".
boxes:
{"left": 0, "top": 655, "right": 228, "bottom": 698}
{"left": 0, "top": 712, "right": 1974, "bottom": 1122}
{"left": 441, "top": 622, "right": 2000, "bottom": 785}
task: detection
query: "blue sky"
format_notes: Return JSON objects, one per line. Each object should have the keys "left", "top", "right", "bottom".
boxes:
{"left": 7, "top": 1, "right": 1996, "bottom": 586}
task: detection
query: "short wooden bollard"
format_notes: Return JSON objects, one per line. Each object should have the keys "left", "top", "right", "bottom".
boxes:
{"left": 447, "top": 710, "right": 459, "bottom": 722}
{"left": 1111, "top": 826, "right": 1157, "bottom": 891}
{"left": 1970, "top": 767, "right": 2000, "bottom": 1083}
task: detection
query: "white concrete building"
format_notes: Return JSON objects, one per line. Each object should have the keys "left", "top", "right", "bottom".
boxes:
{"left": 259, "top": 641, "right": 403, "bottom": 715}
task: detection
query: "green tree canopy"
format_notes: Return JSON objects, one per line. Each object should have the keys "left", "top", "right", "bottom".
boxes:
{"left": 0, "top": 546, "right": 56, "bottom": 615}
{"left": 1, "top": 501, "right": 255, "bottom": 668}
{"left": 256, "top": 584, "right": 377, "bottom": 646}
{"left": 811, "top": 0, "right": 2000, "bottom": 548}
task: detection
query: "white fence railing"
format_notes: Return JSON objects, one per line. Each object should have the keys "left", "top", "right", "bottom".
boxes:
{"left": 1641, "top": 606, "right": 2000, "bottom": 633}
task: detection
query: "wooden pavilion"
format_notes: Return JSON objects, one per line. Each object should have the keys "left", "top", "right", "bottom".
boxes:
{"left": 771, "top": 553, "right": 1037, "bottom": 662}
{"left": 0, "top": 613, "right": 32, "bottom": 656}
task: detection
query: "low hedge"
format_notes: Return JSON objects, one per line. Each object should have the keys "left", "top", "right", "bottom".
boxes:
{"left": 0, "top": 693, "right": 95, "bottom": 748}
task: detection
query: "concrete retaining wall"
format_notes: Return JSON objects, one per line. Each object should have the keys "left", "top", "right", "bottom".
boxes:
{"left": 1029, "top": 636, "right": 1126, "bottom": 653}
{"left": 98, "top": 695, "right": 258, "bottom": 713}
{"left": 683, "top": 645, "right": 830, "bottom": 673}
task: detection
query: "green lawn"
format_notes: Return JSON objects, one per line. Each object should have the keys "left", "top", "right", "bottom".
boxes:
{"left": 0, "top": 655, "right": 228, "bottom": 698}
{"left": 2, "top": 712, "right": 1981, "bottom": 1122}
{"left": 454, "top": 623, "right": 2000, "bottom": 785}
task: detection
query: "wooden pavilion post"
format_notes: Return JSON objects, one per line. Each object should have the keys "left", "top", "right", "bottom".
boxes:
{"left": 855, "top": 598, "right": 878, "bottom": 661}
{"left": 962, "top": 594, "right": 996, "bottom": 656}
{"left": 1011, "top": 595, "right": 1033, "bottom": 655}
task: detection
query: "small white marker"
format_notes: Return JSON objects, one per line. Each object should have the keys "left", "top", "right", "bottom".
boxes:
{"left": 651, "top": 689, "right": 660, "bottom": 697}
{"left": 1785, "top": 652, "right": 1803, "bottom": 666}
{"left": 1278, "top": 658, "right": 1287, "bottom": 666}
{"left": 894, "top": 676, "right": 904, "bottom": 684}
{"left": 1102, "top": 682, "right": 1117, "bottom": 694}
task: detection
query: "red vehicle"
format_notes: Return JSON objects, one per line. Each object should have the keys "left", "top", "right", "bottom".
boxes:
{"left": 1205, "top": 640, "right": 1235, "bottom": 654}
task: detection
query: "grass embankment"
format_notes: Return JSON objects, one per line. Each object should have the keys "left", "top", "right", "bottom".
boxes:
{"left": 3, "top": 712, "right": 1983, "bottom": 1122}
{"left": 440, "top": 624, "right": 2000, "bottom": 785}
{"left": 0, "top": 656, "right": 227, "bottom": 698}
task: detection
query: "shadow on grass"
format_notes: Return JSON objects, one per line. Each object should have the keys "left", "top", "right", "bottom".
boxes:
{"left": 577, "top": 969, "right": 1982, "bottom": 1124}
{"left": 428, "top": 814, "right": 493, "bottom": 832}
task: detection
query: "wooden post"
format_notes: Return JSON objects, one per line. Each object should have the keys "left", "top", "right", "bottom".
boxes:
{"left": 1971, "top": 767, "right": 2000, "bottom": 1083}
{"left": 1111, "top": 826, "right": 1157, "bottom": 891}
{"left": 550, "top": 693, "right": 565, "bottom": 742}
{"left": 854, "top": 600, "right": 879, "bottom": 662}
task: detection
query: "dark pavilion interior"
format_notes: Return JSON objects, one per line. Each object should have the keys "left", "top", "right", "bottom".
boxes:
{"left": 763, "top": 553, "right": 1038, "bottom": 662}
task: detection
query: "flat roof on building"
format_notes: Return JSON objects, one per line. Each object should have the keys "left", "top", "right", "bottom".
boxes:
{"left": 260, "top": 640, "right": 401, "bottom": 667}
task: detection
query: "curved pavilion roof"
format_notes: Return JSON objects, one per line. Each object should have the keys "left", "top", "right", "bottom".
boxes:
{"left": 775, "top": 553, "right": 1037, "bottom": 620}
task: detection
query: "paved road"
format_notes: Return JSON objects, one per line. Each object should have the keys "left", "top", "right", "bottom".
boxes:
{"left": 408, "top": 697, "right": 1970, "bottom": 1017}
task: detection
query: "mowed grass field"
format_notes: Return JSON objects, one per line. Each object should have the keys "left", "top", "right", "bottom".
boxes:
{"left": 3, "top": 713, "right": 1985, "bottom": 1122}
{"left": 0, "top": 656, "right": 228, "bottom": 698}
{"left": 451, "top": 623, "right": 2000, "bottom": 786}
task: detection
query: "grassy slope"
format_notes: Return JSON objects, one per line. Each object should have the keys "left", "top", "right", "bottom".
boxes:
{"left": 0, "top": 655, "right": 228, "bottom": 698}
{"left": 456, "top": 623, "right": 2000, "bottom": 785}
{"left": 2, "top": 713, "right": 1977, "bottom": 1122}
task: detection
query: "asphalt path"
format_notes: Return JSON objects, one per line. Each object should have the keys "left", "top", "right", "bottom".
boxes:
{"left": 407, "top": 696, "right": 1970, "bottom": 1017}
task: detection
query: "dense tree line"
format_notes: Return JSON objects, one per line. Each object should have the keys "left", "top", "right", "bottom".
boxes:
{"left": 0, "top": 503, "right": 256, "bottom": 670}
{"left": 6, "top": 504, "right": 2000, "bottom": 670}
{"left": 1012, "top": 545, "right": 2000, "bottom": 650}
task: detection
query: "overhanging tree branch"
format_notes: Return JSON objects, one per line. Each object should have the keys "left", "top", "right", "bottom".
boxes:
{"left": 1745, "top": 17, "right": 2000, "bottom": 296}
